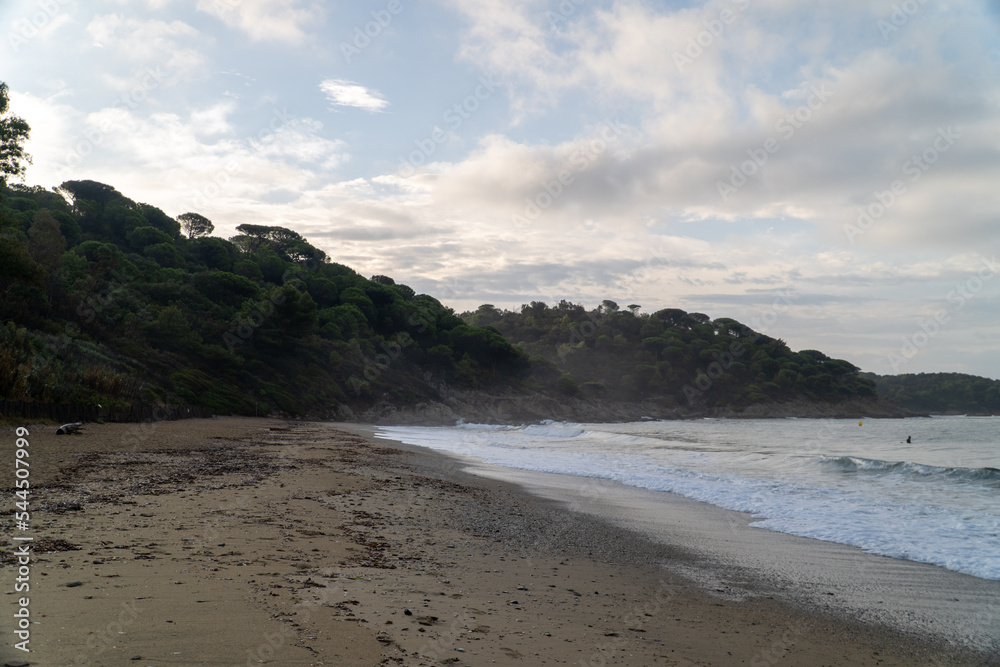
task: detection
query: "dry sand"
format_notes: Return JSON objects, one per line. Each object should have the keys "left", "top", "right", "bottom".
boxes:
{"left": 0, "top": 417, "right": 990, "bottom": 666}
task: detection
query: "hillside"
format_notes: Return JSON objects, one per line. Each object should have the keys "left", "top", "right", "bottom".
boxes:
{"left": 0, "top": 177, "right": 899, "bottom": 422}
{"left": 463, "top": 301, "right": 881, "bottom": 412}
{"left": 863, "top": 372, "right": 1000, "bottom": 415}
{"left": 0, "top": 180, "right": 528, "bottom": 418}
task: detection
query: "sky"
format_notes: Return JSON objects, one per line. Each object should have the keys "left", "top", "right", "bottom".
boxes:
{"left": 3, "top": 0, "right": 1000, "bottom": 378}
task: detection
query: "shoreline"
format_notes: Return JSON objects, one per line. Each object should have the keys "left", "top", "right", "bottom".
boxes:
{"left": 361, "top": 424, "right": 1000, "bottom": 656}
{"left": 345, "top": 392, "right": 923, "bottom": 425}
{"left": 447, "top": 454, "right": 1000, "bottom": 653}
{"left": 3, "top": 417, "right": 992, "bottom": 666}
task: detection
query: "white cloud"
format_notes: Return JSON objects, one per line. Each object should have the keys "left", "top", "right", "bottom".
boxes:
{"left": 319, "top": 79, "right": 389, "bottom": 113}
{"left": 195, "top": 0, "right": 323, "bottom": 43}
{"left": 86, "top": 13, "right": 203, "bottom": 74}
{"left": 189, "top": 102, "right": 235, "bottom": 136}
{"left": 19, "top": 91, "right": 348, "bottom": 231}
{"left": 9, "top": 0, "right": 999, "bottom": 376}
{"left": 420, "top": 0, "right": 1000, "bottom": 251}
{"left": 7, "top": 90, "right": 81, "bottom": 183}
{"left": 445, "top": 0, "right": 566, "bottom": 120}
{"left": 105, "top": 0, "right": 177, "bottom": 9}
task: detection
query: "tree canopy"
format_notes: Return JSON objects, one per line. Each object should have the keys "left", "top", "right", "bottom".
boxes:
{"left": 178, "top": 212, "right": 215, "bottom": 239}
{"left": 0, "top": 179, "right": 529, "bottom": 416}
{"left": 0, "top": 82, "right": 31, "bottom": 187}
{"left": 0, "top": 79, "right": 885, "bottom": 420}
{"left": 863, "top": 372, "right": 1000, "bottom": 414}
{"left": 463, "top": 301, "right": 877, "bottom": 408}
{"left": 231, "top": 223, "right": 328, "bottom": 265}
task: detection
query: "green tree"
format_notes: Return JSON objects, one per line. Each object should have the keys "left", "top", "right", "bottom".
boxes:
{"left": 0, "top": 82, "right": 31, "bottom": 188}
{"left": 191, "top": 270, "right": 259, "bottom": 307}
{"left": 0, "top": 232, "right": 42, "bottom": 286}
{"left": 231, "top": 223, "right": 328, "bottom": 264}
{"left": 144, "top": 242, "right": 185, "bottom": 268}
{"left": 557, "top": 374, "right": 578, "bottom": 396}
{"left": 144, "top": 306, "right": 199, "bottom": 351}
{"left": 0, "top": 177, "right": 542, "bottom": 416}
{"left": 641, "top": 336, "right": 671, "bottom": 361}
{"left": 467, "top": 304, "right": 502, "bottom": 327}
{"left": 126, "top": 225, "right": 173, "bottom": 251}
{"left": 57, "top": 180, "right": 122, "bottom": 208}
{"left": 178, "top": 212, "right": 215, "bottom": 239}
{"left": 139, "top": 203, "right": 181, "bottom": 238}
{"left": 50, "top": 210, "right": 83, "bottom": 247}
{"left": 653, "top": 308, "right": 689, "bottom": 328}
{"left": 27, "top": 210, "right": 67, "bottom": 272}
{"left": 191, "top": 236, "right": 235, "bottom": 271}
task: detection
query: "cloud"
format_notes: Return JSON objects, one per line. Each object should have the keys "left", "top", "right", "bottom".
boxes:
{"left": 19, "top": 92, "right": 348, "bottom": 234}
{"left": 105, "top": 0, "right": 177, "bottom": 9}
{"left": 189, "top": 102, "right": 236, "bottom": 136}
{"left": 8, "top": 90, "right": 81, "bottom": 182}
{"left": 86, "top": 13, "right": 203, "bottom": 74}
{"left": 444, "top": 0, "right": 567, "bottom": 120}
{"left": 7, "top": 9, "right": 72, "bottom": 43}
{"left": 409, "top": 25, "right": 1000, "bottom": 252}
{"left": 319, "top": 79, "right": 389, "bottom": 113}
{"left": 10, "top": 0, "right": 999, "bottom": 376}
{"left": 195, "top": 0, "right": 323, "bottom": 43}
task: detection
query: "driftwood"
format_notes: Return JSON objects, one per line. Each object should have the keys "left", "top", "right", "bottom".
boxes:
{"left": 56, "top": 421, "right": 84, "bottom": 435}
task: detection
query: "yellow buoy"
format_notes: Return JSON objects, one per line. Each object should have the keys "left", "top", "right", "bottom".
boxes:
{"left": 858, "top": 420, "right": 863, "bottom": 426}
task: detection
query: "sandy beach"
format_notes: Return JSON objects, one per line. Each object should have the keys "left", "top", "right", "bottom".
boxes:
{"left": 2, "top": 417, "right": 994, "bottom": 666}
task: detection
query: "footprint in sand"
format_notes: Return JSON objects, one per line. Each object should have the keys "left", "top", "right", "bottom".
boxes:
{"left": 500, "top": 647, "right": 523, "bottom": 659}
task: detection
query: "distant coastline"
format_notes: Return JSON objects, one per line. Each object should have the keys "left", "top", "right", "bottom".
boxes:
{"left": 344, "top": 390, "right": 922, "bottom": 426}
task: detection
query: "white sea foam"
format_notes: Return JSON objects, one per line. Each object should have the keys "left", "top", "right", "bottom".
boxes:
{"left": 376, "top": 416, "right": 1000, "bottom": 580}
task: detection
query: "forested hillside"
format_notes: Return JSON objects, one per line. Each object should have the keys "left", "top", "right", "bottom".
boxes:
{"left": 0, "top": 179, "right": 528, "bottom": 416}
{"left": 0, "top": 177, "right": 886, "bottom": 419}
{"left": 464, "top": 301, "right": 878, "bottom": 410}
{"left": 0, "top": 81, "right": 889, "bottom": 421}
{"left": 863, "top": 372, "right": 1000, "bottom": 415}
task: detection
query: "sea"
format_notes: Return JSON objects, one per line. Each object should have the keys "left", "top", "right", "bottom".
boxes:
{"left": 376, "top": 416, "right": 1000, "bottom": 581}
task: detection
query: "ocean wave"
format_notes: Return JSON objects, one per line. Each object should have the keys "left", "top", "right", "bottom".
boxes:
{"left": 455, "top": 421, "right": 587, "bottom": 438}
{"left": 820, "top": 455, "right": 1000, "bottom": 485}
{"left": 375, "top": 422, "right": 1000, "bottom": 579}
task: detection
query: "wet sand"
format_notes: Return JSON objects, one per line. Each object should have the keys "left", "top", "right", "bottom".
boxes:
{"left": 455, "top": 461, "right": 1000, "bottom": 654}
{"left": 1, "top": 417, "right": 993, "bottom": 666}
